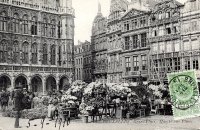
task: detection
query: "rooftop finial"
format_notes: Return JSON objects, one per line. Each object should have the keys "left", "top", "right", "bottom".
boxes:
{"left": 98, "top": 0, "right": 102, "bottom": 15}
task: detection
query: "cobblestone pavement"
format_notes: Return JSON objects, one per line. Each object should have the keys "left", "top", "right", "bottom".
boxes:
{"left": 0, "top": 114, "right": 200, "bottom": 130}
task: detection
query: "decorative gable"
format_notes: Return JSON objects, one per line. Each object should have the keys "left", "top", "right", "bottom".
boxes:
{"left": 121, "top": 8, "right": 146, "bottom": 20}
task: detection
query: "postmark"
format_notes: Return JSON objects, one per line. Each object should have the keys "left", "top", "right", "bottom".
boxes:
{"left": 167, "top": 70, "right": 200, "bottom": 120}
{"left": 169, "top": 75, "right": 199, "bottom": 110}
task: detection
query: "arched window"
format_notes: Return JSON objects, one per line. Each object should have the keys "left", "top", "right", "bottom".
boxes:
{"left": 0, "top": 40, "right": 7, "bottom": 63}
{"left": 13, "top": 13, "right": 20, "bottom": 33}
{"left": 31, "top": 16, "right": 37, "bottom": 35}
{"left": 50, "top": 45, "right": 56, "bottom": 65}
{"left": 22, "top": 15, "right": 28, "bottom": 34}
{"left": 31, "top": 43, "right": 37, "bottom": 64}
{"left": 42, "top": 44, "right": 48, "bottom": 65}
{"left": 58, "top": 46, "right": 61, "bottom": 66}
{"left": 58, "top": 21, "right": 61, "bottom": 38}
{"left": 0, "top": 12, "right": 7, "bottom": 31}
{"left": 50, "top": 19, "right": 56, "bottom": 37}
{"left": 22, "top": 42, "right": 29, "bottom": 64}
{"left": 13, "top": 41, "right": 20, "bottom": 63}
{"left": 43, "top": 18, "right": 48, "bottom": 36}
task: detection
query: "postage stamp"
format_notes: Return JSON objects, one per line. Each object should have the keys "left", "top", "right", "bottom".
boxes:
{"left": 167, "top": 70, "right": 200, "bottom": 120}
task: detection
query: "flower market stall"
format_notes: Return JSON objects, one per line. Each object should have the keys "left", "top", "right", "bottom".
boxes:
{"left": 59, "top": 80, "right": 88, "bottom": 118}
{"left": 148, "top": 84, "right": 172, "bottom": 115}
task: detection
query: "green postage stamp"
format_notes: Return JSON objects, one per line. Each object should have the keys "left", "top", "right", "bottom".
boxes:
{"left": 167, "top": 70, "right": 200, "bottom": 120}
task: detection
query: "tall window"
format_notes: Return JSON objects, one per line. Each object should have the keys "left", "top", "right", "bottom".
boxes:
{"left": 58, "top": 46, "right": 62, "bottom": 66}
{"left": 22, "top": 42, "right": 29, "bottom": 64}
{"left": 42, "top": 44, "right": 48, "bottom": 65}
{"left": 185, "top": 57, "right": 190, "bottom": 70}
{"left": 50, "top": 45, "right": 56, "bottom": 65}
{"left": 166, "top": 11, "right": 170, "bottom": 18}
{"left": 141, "top": 33, "right": 147, "bottom": 47}
{"left": 124, "top": 21, "right": 130, "bottom": 31}
{"left": 174, "top": 57, "right": 180, "bottom": 71}
{"left": 0, "top": 12, "right": 7, "bottom": 31}
{"left": 50, "top": 19, "right": 56, "bottom": 37}
{"left": 125, "top": 57, "right": 131, "bottom": 72}
{"left": 132, "top": 19, "right": 137, "bottom": 29}
{"left": 0, "top": 40, "right": 7, "bottom": 63}
{"left": 141, "top": 55, "right": 147, "bottom": 70}
{"left": 13, "top": 41, "right": 20, "bottom": 63}
{"left": 166, "top": 58, "right": 173, "bottom": 72}
{"left": 31, "top": 43, "right": 37, "bottom": 64}
{"left": 140, "top": 17, "right": 146, "bottom": 27}
{"left": 58, "top": 21, "right": 61, "bottom": 38}
{"left": 31, "top": 16, "right": 37, "bottom": 35}
{"left": 133, "top": 56, "right": 139, "bottom": 71}
{"left": 193, "top": 57, "right": 199, "bottom": 70}
{"left": 132, "top": 35, "right": 138, "bottom": 49}
{"left": 43, "top": 18, "right": 48, "bottom": 36}
{"left": 22, "top": 15, "right": 28, "bottom": 34}
{"left": 13, "top": 13, "right": 20, "bottom": 33}
{"left": 125, "top": 36, "right": 130, "bottom": 50}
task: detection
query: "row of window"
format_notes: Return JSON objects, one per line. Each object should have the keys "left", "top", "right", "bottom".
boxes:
{"left": 153, "top": 58, "right": 181, "bottom": 72}
{"left": 152, "top": 57, "right": 199, "bottom": 72}
{"left": 151, "top": 39, "right": 199, "bottom": 54}
{"left": 152, "top": 11, "right": 171, "bottom": 21}
{"left": 0, "top": 12, "right": 61, "bottom": 38}
{"left": 152, "top": 25, "right": 179, "bottom": 37}
{"left": 0, "top": 41, "right": 60, "bottom": 65}
{"left": 124, "top": 33, "right": 147, "bottom": 50}
{"left": 124, "top": 16, "right": 147, "bottom": 31}
{"left": 125, "top": 55, "right": 147, "bottom": 73}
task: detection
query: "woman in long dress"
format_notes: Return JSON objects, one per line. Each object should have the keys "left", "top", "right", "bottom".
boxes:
{"left": 48, "top": 94, "right": 58, "bottom": 120}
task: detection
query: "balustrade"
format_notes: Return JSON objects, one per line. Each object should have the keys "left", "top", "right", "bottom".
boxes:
{"left": 0, "top": 65, "right": 71, "bottom": 74}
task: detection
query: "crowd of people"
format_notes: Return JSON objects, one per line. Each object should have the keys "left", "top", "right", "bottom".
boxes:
{"left": 0, "top": 88, "right": 36, "bottom": 112}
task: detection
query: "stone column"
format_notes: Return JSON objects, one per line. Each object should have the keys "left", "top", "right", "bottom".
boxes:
{"left": 11, "top": 76, "right": 15, "bottom": 89}
{"left": 56, "top": 76, "right": 59, "bottom": 91}
{"left": 42, "top": 77, "right": 46, "bottom": 95}
{"left": 27, "top": 76, "right": 31, "bottom": 91}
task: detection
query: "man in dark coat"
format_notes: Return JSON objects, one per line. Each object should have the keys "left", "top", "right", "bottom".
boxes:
{"left": 13, "top": 87, "right": 24, "bottom": 128}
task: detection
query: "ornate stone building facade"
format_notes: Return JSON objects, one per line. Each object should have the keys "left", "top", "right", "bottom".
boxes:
{"left": 121, "top": 1, "right": 151, "bottom": 84}
{"left": 91, "top": 3, "right": 108, "bottom": 82}
{"left": 149, "top": 0, "right": 183, "bottom": 83}
{"left": 181, "top": 0, "right": 200, "bottom": 81}
{"left": 107, "top": 0, "right": 129, "bottom": 83}
{"left": 0, "top": 0, "right": 75, "bottom": 94}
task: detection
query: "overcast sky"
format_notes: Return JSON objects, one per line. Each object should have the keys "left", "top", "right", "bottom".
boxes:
{"left": 72, "top": 0, "right": 187, "bottom": 45}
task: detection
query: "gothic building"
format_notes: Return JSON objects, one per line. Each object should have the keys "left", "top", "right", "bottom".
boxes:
{"left": 91, "top": 3, "right": 108, "bottom": 82}
{"left": 0, "top": 0, "right": 75, "bottom": 94}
